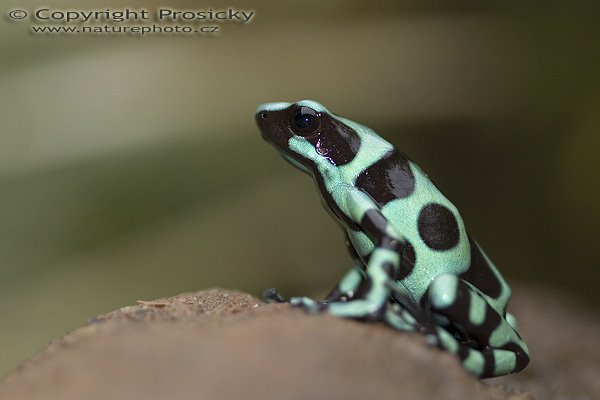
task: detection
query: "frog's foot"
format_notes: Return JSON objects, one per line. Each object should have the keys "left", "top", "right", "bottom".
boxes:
{"left": 426, "top": 274, "right": 530, "bottom": 378}
{"left": 383, "top": 302, "right": 424, "bottom": 332}
{"left": 263, "top": 289, "right": 343, "bottom": 314}
{"left": 292, "top": 293, "right": 388, "bottom": 320}
{"left": 431, "top": 327, "right": 530, "bottom": 379}
{"left": 262, "top": 288, "right": 288, "bottom": 303}
{"left": 289, "top": 296, "right": 325, "bottom": 314}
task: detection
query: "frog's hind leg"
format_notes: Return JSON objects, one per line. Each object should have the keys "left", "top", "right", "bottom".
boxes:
{"left": 426, "top": 274, "right": 530, "bottom": 377}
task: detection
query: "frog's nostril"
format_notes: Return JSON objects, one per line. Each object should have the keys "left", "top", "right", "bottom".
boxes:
{"left": 260, "top": 112, "right": 268, "bottom": 119}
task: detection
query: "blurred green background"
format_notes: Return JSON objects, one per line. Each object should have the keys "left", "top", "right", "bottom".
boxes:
{"left": 1, "top": 0, "right": 598, "bottom": 377}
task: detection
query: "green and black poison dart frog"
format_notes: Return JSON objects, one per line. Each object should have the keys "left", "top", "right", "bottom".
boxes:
{"left": 255, "top": 100, "right": 530, "bottom": 378}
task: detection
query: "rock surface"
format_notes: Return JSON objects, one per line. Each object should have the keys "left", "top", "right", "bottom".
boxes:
{"left": 0, "top": 287, "right": 597, "bottom": 400}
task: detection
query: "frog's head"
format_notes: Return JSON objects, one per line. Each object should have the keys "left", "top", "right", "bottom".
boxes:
{"left": 255, "top": 100, "right": 361, "bottom": 173}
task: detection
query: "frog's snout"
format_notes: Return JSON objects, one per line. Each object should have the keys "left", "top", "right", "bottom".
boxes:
{"left": 255, "top": 108, "right": 278, "bottom": 144}
{"left": 255, "top": 108, "right": 270, "bottom": 129}
{"left": 255, "top": 107, "right": 292, "bottom": 151}
{"left": 254, "top": 109, "right": 270, "bottom": 138}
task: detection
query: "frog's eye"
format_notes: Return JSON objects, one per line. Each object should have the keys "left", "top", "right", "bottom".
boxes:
{"left": 291, "top": 107, "right": 321, "bottom": 136}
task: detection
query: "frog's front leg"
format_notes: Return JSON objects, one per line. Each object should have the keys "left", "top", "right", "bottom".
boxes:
{"left": 264, "top": 234, "right": 367, "bottom": 307}
{"left": 426, "top": 274, "right": 530, "bottom": 377}
{"left": 293, "top": 189, "right": 405, "bottom": 319}
{"left": 322, "top": 233, "right": 367, "bottom": 303}
{"left": 288, "top": 263, "right": 367, "bottom": 314}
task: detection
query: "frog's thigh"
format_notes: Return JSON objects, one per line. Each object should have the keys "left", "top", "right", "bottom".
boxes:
{"left": 427, "top": 274, "right": 530, "bottom": 377}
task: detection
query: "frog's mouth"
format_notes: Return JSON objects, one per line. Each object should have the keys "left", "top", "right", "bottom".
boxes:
{"left": 280, "top": 153, "right": 310, "bottom": 174}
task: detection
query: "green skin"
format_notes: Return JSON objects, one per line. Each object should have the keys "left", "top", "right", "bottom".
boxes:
{"left": 255, "top": 100, "right": 530, "bottom": 378}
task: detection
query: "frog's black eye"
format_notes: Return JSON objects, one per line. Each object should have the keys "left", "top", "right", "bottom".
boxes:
{"left": 291, "top": 107, "right": 320, "bottom": 136}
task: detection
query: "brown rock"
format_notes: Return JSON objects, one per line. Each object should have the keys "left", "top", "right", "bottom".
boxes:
{"left": 0, "top": 288, "right": 535, "bottom": 400}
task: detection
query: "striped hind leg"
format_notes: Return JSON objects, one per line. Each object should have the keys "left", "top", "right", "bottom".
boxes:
{"left": 426, "top": 274, "right": 530, "bottom": 377}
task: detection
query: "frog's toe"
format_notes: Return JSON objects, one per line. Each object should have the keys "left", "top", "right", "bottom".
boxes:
{"left": 290, "top": 296, "right": 321, "bottom": 313}
{"left": 262, "top": 288, "right": 287, "bottom": 303}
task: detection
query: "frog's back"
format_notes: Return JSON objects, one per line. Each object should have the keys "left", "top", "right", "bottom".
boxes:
{"left": 351, "top": 150, "right": 510, "bottom": 311}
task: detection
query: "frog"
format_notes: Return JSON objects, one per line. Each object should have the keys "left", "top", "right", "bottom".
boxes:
{"left": 255, "top": 100, "right": 530, "bottom": 378}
